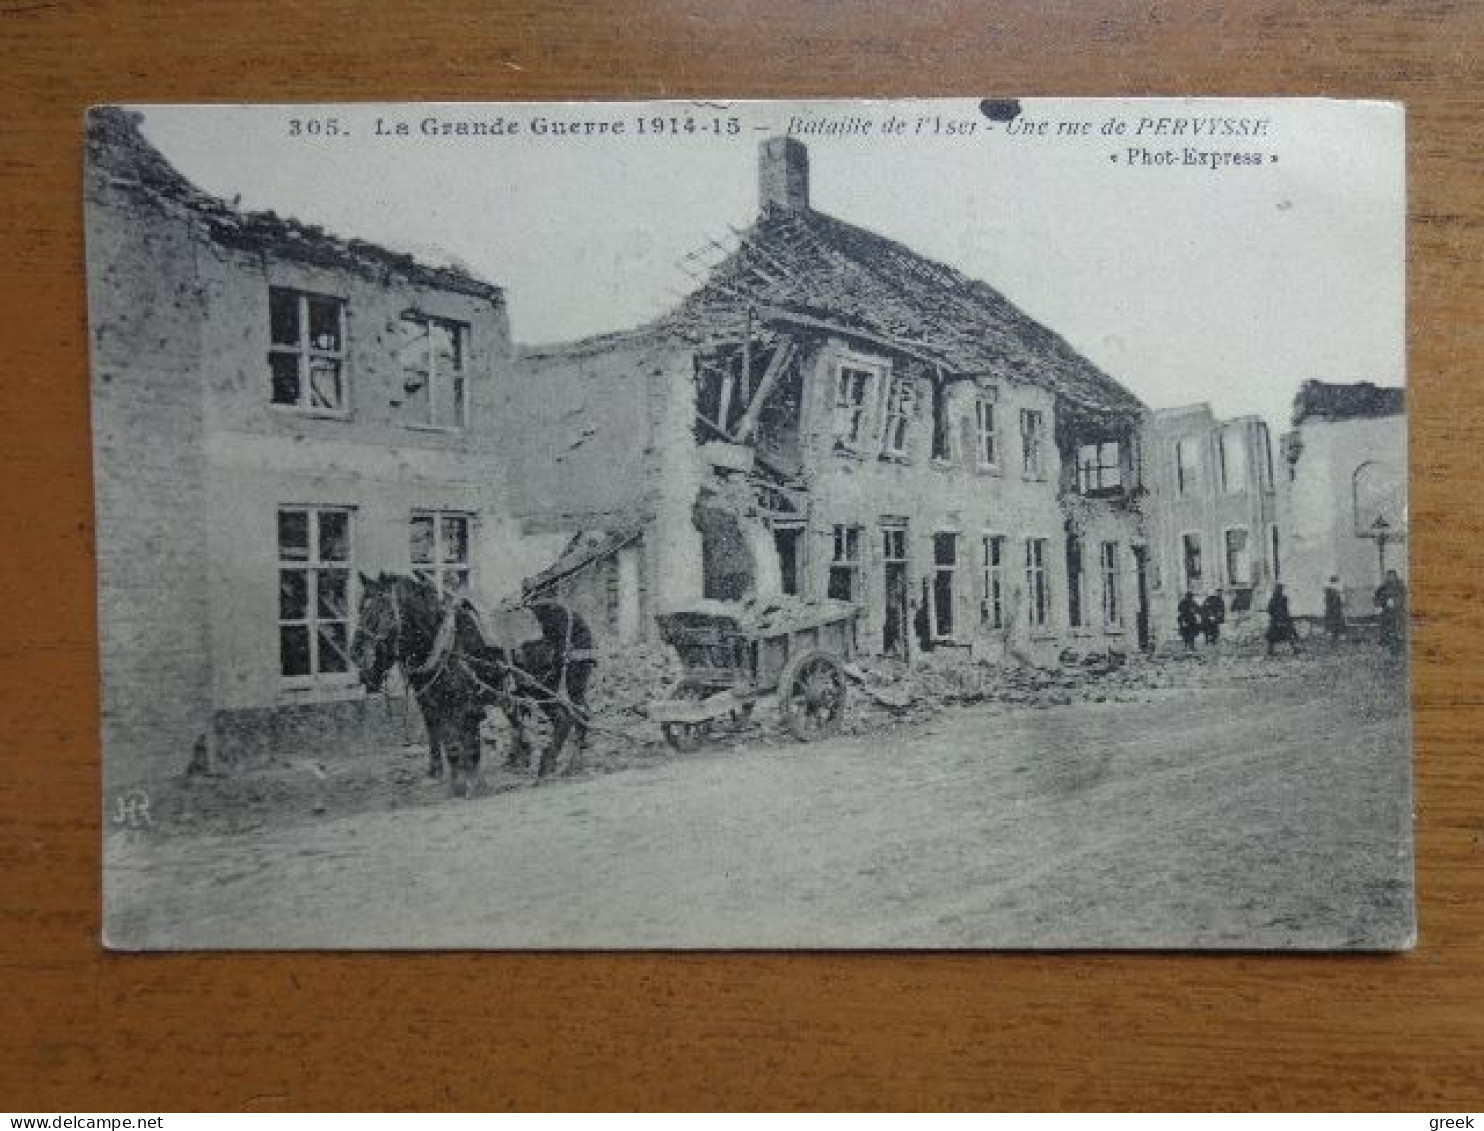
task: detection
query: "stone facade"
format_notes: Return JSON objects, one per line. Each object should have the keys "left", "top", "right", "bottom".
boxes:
{"left": 501, "top": 138, "right": 1152, "bottom": 662}
{"left": 1278, "top": 384, "right": 1407, "bottom": 619}
{"left": 87, "top": 142, "right": 215, "bottom": 796}
{"left": 1144, "top": 404, "right": 1280, "bottom": 639}
{"left": 86, "top": 109, "right": 546, "bottom": 791}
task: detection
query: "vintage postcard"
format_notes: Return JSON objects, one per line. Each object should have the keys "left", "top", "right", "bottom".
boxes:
{"left": 88, "top": 98, "right": 1411, "bottom": 949}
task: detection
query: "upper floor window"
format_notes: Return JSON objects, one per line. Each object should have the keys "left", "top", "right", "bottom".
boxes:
{"left": 410, "top": 512, "right": 472, "bottom": 596}
{"left": 1175, "top": 437, "right": 1202, "bottom": 496}
{"left": 269, "top": 288, "right": 347, "bottom": 413}
{"left": 1259, "top": 424, "right": 1276, "bottom": 492}
{"left": 974, "top": 398, "right": 999, "bottom": 469}
{"left": 881, "top": 375, "right": 916, "bottom": 458}
{"left": 1219, "top": 429, "right": 1248, "bottom": 493}
{"left": 1019, "top": 408, "right": 1047, "bottom": 480}
{"left": 398, "top": 316, "right": 469, "bottom": 430}
{"left": 1077, "top": 441, "right": 1122, "bottom": 494}
{"left": 832, "top": 364, "right": 877, "bottom": 451}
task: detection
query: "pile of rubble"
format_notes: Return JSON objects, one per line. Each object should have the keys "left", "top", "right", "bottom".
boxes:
{"left": 578, "top": 640, "right": 692, "bottom": 751}
{"left": 575, "top": 633, "right": 1319, "bottom": 757}
{"left": 841, "top": 644, "right": 1307, "bottom": 726}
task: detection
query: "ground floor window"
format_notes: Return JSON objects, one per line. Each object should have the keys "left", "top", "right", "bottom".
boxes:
{"left": 827, "top": 524, "right": 862, "bottom": 602}
{"left": 1066, "top": 537, "right": 1086, "bottom": 628}
{"left": 410, "top": 512, "right": 472, "bottom": 596}
{"left": 1225, "top": 526, "right": 1251, "bottom": 587}
{"left": 1181, "top": 532, "right": 1203, "bottom": 592}
{"left": 882, "top": 522, "right": 910, "bottom": 658}
{"left": 932, "top": 532, "right": 959, "bottom": 639}
{"left": 1100, "top": 541, "right": 1122, "bottom": 626}
{"left": 981, "top": 534, "right": 1006, "bottom": 629}
{"left": 278, "top": 506, "right": 353, "bottom": 680}
{"left": 1025, "top": 537, "right": 1051, "bottom": 628}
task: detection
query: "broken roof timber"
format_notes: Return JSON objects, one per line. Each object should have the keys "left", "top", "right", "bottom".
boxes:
{"left": 664, "top": 205, "right": 1148, "bottom": 421}
{"left": 754, "top": 306, "right": 947, "bottom": 372}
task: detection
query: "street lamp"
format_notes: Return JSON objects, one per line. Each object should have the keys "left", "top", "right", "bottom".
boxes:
{"left": 1370, "top": 515, "right": 1391, "bottom": 581}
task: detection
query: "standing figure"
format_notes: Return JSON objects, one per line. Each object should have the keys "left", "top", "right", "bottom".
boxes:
{"left": 1265, "top": 583, "right": 1301, "bottom": 656}
{"left": 1176, "top": 591, "right": 1202, "bottom": 651}
{"left": 1201, "top": 590, "right": 1226, "bottom": 646}
{"left": 1375, "top": 569, "right": 1408, "bottom": 655}
{"left": 1323, "top": 575, "right": 1347, "bottom": 641}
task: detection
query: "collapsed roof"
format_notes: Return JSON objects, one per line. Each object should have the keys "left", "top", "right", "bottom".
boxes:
{"left": 1291, "top": 380, "right": 1405, "bottom": 426}
{"left": 659, "top": 205, "right": 1147, "bottom": 421}
{"left": 86, "top": 107, "right": 501, "bottom": 301}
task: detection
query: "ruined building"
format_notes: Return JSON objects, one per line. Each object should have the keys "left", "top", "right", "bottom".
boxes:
{"left": 1144, "top": 404, "right": 1281, "bottom": 635}
{"left": 503, "top": 137, "right": 1154, "bottom": 661}
{"left": 86, "top": 109, "right": 544, "bottom": 790}
{"left": 1278, "top": 380, "right": 1407, "bottom": 619}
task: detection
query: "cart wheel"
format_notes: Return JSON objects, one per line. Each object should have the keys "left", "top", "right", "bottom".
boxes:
{"left": 779, "top": 650, "right": 848, "bottom": 742}
{"left": 661, "top": 681, "right": 713, "bottom": 753}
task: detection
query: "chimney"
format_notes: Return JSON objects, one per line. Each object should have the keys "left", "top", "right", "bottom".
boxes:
{"left": 759, "top": 136, "right": 809, "bottom": 213}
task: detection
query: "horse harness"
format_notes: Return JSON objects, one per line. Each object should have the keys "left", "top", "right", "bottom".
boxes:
{"left": 385, "top": 584, "right": 593, "bottom": 713}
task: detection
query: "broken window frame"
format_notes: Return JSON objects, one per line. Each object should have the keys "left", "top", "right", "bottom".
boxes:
{"left": 398, "top": 314, "right": 470, "bottom": 431}
{"left": 981, "top": 533, "right": 1006, "bottom": 629}
{"left": 268, "top": 287, "right": 348, "bottom": 415}
{"left": 830, "top": 362, "right": 878, "bottom": 453}
{"left": 827, "top": 524, "right": 863, "bottom": 603}
{"left": 1076, "top": 441, "right": 1123, "bottom": 495}
{"left": 278, "top": 505, "right": 355, "bottom": 685}
{"left": 1100, "top": 540, "right": 1122, "bottom": 627}
{"left": 974, "top": 396, "right": 999, "bottom": 470}
{"left": 410, "top": 510, "right": 473, "bottom": 597}
{"left": 1025, "top": 537, "right": 1052, "bottom": 630}
{"left": 930, "top": 380, "right": 953, "bottom": 462}
{"left": 931, "top": 531, "right": 959, "bottom": 641}
{"left": 1019, "top": 408, "right": 1047, "bottom": 481}
{"left": 880, "top": 374, "right": 916, "bottom": 460}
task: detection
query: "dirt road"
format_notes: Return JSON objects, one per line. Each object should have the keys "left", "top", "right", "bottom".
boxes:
{"left": 105, "top": 653, "right": 1412, "bottom": 949}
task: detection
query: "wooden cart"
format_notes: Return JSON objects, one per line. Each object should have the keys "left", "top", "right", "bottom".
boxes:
{"left": 648, "top": 601, "right": 859, "bottom": 751}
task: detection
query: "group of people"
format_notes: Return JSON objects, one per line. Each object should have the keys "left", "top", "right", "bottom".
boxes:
{"left": 1175, "top": 570, "right": 1409, "bottom": 657}
{"left": 1175, "top": 590, "right": 1226, "bottom": 650}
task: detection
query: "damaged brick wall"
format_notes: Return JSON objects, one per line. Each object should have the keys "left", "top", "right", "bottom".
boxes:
{"left": 87, "top": 158, "right": 215, "bottom": 794}
{"left": 790, "top": 337, "right": 1145, "bottom": 664}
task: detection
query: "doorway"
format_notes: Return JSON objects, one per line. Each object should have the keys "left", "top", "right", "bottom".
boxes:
{"left": 773, "top": 523, "right": 803, "bottom": 596}
{"left": 1133, "top": 545, "right": 1151, "bottom": 651}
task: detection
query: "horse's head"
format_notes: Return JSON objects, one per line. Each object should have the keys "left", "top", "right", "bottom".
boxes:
{"left": 352, "top": 573, "right": 403, "bottom": 693}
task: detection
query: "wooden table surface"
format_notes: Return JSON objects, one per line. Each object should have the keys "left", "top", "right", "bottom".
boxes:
{"left": 3, "top": 0, "right": 1481, "bottom": 1111}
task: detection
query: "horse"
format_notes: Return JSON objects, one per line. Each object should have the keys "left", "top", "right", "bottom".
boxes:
{"left": 351, "top": 572, "right": 596, "bottom": 796}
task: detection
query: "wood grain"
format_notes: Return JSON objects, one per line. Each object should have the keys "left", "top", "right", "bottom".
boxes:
{"left": 2, "top": 0, "right": 1481, "bottom": 1110}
